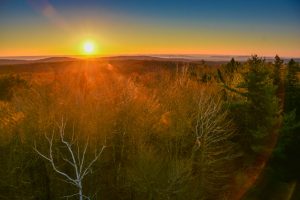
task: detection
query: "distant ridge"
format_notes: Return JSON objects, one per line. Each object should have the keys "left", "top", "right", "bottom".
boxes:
{"left": 37, "top": 57, "right": 78, "bottom": 62}
{"left": 0, "top": 55, "right": 299, "bottom": 66}
{"left": 0, "top": 57, "right": 78, "bottom": 66}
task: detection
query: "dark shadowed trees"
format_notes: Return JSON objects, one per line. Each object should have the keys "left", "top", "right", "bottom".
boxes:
{"left": 272, "top": 55, "right": 284, "bottom": 92}
{"left": 219, "top": 55, "right": 279, "bottom": 158}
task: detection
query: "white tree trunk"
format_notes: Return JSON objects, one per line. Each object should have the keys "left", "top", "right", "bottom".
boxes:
{"left": 34, "top": 117, "right": 106, "bottom": 200}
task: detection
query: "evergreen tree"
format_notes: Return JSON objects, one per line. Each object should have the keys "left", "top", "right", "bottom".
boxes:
{"left": 221, "top": 56, "right": 279, "bottom": 157}
{"left": 285, "top": 59, "right": 300, "bottom": 112}
{"left": 273, "top": 55, "right": 283, "bottom": 95}
{"left": 271, "top": 59, "right": 300, "bottom": 182}
{"left": 224, "top": 58, "right": 240, "bottom": 74}
{"left": 241, "top": 56, "right": 278, "bottom": 154}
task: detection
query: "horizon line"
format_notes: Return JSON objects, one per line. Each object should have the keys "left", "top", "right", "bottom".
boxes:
{"left": 1, "top": 53, "right": 300, "bottom": 61}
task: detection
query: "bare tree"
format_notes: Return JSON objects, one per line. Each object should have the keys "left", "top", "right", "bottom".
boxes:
{"left": 34, "top": 118, "right": 106, "bottom": 200}
{"left": 192, "top": 93, "right": 238, "bottom": 199}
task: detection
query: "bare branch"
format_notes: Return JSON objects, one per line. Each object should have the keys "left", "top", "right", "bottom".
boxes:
{"left": 34, "top": 117, "right": 106, "bottom": 200}
{"left": 81, "top": 145, "right": 106, "bottom": 179}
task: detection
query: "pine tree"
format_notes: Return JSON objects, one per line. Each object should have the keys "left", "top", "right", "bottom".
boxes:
{"left": 224, "top": 58, "right": 240, "bottom": 74}
{"left": 285, "top": 59, "right": 300, "bottom": 112}
{"left": 273, "top": 55, "right": 284, "bottom": 95}
{"left": 271, "top": 59, "right": 300, "bottom": 181}
{"left": 220, "top": 55, "right": 279, "bottom": 157}
{"left": 241, "top": 56, "right": 278, "bottom": 154}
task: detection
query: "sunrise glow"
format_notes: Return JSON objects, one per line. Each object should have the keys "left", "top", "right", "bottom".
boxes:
{"left": 83, "top": 41, "right": 95, "bottom": 55}
{"left": 0, "top": 1, "right": 299, "bottom": 57}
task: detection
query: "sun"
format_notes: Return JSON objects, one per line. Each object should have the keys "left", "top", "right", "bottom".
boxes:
{"left": 83, "top": 41, "right": 95, "bottom": 54}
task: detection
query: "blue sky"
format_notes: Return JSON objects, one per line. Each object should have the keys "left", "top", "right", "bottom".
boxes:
{"left": 0, "top": 0, "right": 299, "bottom": 57}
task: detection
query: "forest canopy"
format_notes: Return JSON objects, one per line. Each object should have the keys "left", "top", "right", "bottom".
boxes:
{"left": 0, "top": 56, "right": 300, "bottom": 200}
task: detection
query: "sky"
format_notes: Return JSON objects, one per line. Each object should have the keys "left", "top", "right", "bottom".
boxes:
{"left": 0, "top": 0, "right": 299, "bottom": 57}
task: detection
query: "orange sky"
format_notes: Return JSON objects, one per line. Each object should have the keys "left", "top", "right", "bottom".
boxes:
{"left": 1, "top": 1, "right": 299, "bottom": 58}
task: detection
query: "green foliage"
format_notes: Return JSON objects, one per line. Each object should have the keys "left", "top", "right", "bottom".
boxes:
{"left": 272, "top": 55, "right": 283, "bottom": 88}
{"left": 270, "top": 59, "right": 300, "bottom": 182}
{"left": 224, "top": 58, "right": 240, "bottom": 75}
{"left": 3, "top": 57, "right": 300, "bottom": 199}
{"left": 271, "top": 111, "right": 300, "bottom": 181}
{"left": 224, "top": 55, "right": 279, "bottom": 156}
{"left": 285, "top": 59, "right": 300, "bottom": 112}
{"left": 242, "top": 58, "right": 300, "bottom": 199}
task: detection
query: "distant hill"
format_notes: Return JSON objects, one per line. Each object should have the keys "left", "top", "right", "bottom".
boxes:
{"left": 0, "top": 55, "right": 299, "bottom": 67}
{"left": 0, "top": 57, "right": 78, "bottom": 66}
{"left": 0, "top": 57, "right": 222, "bottom": 74}
{"left": 0, "top": 55, "right": 226, "bottom": 67}
{"left": 0, "top": 59, "right": 33, "bottom": 65}
{"left": 37, "top": 57, "right": 78, "bottom": 63}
